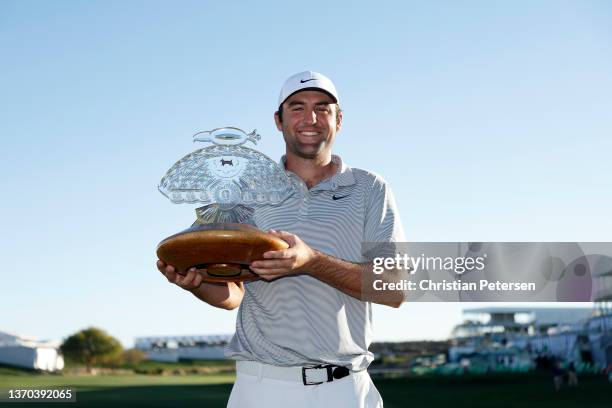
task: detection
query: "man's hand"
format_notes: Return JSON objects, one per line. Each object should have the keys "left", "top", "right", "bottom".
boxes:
{"left": 248, "top": 230, "right": 403, "bottom": 307}
{"left": 157, "top": 260, "right": 202, "bottom": 291}
{"left": 249, "top": 230, "right": 317, "bottom": 281}
{"left": 156, "top": 259, "right": 245, "bottom": 310}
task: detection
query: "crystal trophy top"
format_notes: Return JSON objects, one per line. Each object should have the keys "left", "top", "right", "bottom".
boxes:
{"left": 158, "top": 127, "right": 294, "bottom": 224}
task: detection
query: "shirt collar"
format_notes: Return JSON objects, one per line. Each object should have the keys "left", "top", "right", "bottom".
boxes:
{"left": 279, "top": 154, "right": 356, "bottom": 191}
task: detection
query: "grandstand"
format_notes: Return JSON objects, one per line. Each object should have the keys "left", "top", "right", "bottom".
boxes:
{"left": 134, "top": 334, "right": 232, "bottom": 362}
{"left": 450, "top": 306, "right": 612, "bottom": 370}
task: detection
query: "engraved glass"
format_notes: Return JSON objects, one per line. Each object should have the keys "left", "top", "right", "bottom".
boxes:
{"left": 159, "top": 127, "right": 294, "bottom": 224}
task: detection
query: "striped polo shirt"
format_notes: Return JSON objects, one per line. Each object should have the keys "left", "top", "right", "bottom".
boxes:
{"left": 225, "top": 155, "right": 405, "bottom": 371}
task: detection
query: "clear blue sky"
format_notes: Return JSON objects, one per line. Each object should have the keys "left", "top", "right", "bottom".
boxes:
{"left": 1, "top": 1, "right": 610, "bottom": 347}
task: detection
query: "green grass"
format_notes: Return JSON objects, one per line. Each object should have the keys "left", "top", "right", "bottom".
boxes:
{"left": 379, "top": 373, "right": 611, "bottom": 408}
{"left": 96, "top": 359, "right": 234, "bottom": 375}
{"left": 108, "top": 359, "right": 233, "bottom": 370}
{"left": 0, "top": 372, "right": 234, "bottom": 408}
{"left": 0, "top": 371, "right": 609, "bottom": 407}
{"left": 0, "top": 373, "right": 234, "bottom": 389}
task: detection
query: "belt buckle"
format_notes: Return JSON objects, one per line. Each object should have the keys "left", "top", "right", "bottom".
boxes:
{"left": 302, "top": 365, "right": 329, "bottom": 386}
{"left": 302, "top": 365, "right": 350, "bottom": 386}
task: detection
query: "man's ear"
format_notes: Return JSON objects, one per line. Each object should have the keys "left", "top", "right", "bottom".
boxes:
{"left": 274, "top": 111, "right": 283, "bottom": 131}
{"left": 336, "top": 109, "right": 343, "bottom": 131}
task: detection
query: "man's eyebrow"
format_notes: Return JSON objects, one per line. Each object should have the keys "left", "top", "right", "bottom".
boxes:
{"left": 287, "top": 100, "right": 333, "bottom": 107}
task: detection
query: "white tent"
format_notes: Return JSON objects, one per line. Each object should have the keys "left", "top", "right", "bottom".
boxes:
{"left": 0, "top": 330, "right": 64, "bottom": 371}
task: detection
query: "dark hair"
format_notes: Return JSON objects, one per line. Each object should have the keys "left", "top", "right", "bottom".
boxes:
{"left": 276, "top": 103, "right": 342, "bottom": 123}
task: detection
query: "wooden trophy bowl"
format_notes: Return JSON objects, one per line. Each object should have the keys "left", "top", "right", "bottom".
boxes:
{"left": 156, "top": 223, "right": 288, "bottom": 282}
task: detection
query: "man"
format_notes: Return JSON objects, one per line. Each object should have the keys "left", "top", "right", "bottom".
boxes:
{"left": 157, "top": 71, "right": 405, "bottom": 407}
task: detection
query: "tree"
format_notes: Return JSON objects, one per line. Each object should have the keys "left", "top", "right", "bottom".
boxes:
{"left": 60, "top": 327, "right": 123, "bottom": 371}
{"left": 122, "top": 348, "right": 146, "bottom": 365}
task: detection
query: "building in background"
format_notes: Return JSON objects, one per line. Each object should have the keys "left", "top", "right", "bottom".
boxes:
{"left": 449, "top": 306, "right": 612, "bottom": 371}
{"left": 449, "top": 259, "right": 612, "bottom": 372}
{"left": 134, "top": 334, "right": 231, "bottom": 362}
{"left": 0, "top": 330, "right": 64, "bottom": 372}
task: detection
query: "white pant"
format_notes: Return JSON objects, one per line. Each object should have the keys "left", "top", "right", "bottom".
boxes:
{"left": 227, "top": 361, "right": 383, "bottom": 408}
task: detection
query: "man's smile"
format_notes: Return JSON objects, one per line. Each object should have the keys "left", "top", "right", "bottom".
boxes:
{"left": 298, "top": 130, "right": 321, "bottom": 141}
{"left": 296, "top": 128, "right": 324, "bottom": 141}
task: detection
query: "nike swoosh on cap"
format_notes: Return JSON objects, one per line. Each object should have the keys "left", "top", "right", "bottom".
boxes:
{"left": 300, "top": 78, "right": 317, "bottom": 83}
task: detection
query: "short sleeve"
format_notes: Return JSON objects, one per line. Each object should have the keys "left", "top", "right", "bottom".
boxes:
{"left": 362, "top": 176, "right": 405, "bottom": 260}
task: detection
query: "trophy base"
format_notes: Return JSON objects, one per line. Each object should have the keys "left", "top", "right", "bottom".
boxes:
{"left": 156, "top": 223, "right": 288, "bottom": 283}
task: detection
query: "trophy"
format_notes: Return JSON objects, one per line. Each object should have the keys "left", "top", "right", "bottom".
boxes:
{"left": 156, "top": 127, "right": 295, "bottom": 282}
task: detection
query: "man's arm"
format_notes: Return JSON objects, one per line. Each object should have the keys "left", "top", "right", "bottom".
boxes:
{"left": 157, "top": 260, "right": 244, "bottom": 310}
{"left": 249, "top": 230, "right": 404, "bottom": 308}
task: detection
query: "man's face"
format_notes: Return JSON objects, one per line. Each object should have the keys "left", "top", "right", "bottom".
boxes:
{"left": 274, "top": 90, "right": 342, "bottom": 160}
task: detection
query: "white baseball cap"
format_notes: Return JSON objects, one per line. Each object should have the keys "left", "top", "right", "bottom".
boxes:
{"left": 277, "top": 71, "right": 339, "bottom": 108}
